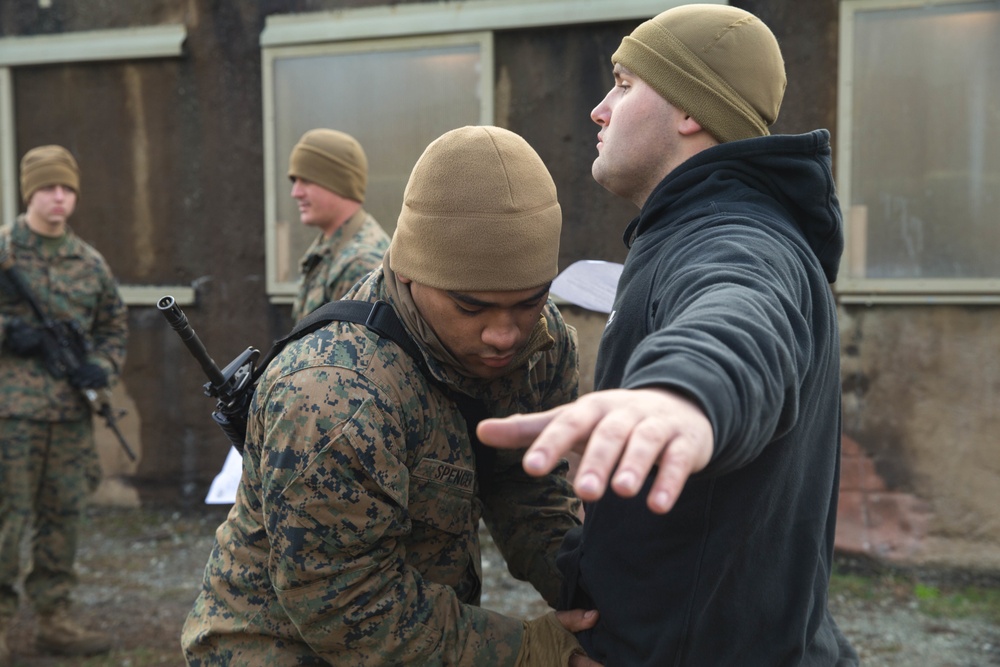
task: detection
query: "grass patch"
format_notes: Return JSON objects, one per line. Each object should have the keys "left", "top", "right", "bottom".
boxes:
{"left": 830, "top": 564, "right": 1000, "bottom": 625}
{"left": 913, "top": 583, "right": 1000, "bottom": 624}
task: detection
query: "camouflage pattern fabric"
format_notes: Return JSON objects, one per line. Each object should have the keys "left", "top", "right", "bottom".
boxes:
{"left": 0, "top": 417, "right": 100, "bottom": 617}
{"left": 0, "top": 216, "right": 126, "bottom": 620}
{"left": 182, "top": 268, "right": 581, "bottom": 666}
{"left": 0, "top": 217, "right": 128, "bottom": 421}
{"left": 290, "top": 210, "right": 390, "bottom": 322}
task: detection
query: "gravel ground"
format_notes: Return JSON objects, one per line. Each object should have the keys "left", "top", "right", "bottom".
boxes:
{"left": 4, "top": 506, "right": 999, "bottom": 666}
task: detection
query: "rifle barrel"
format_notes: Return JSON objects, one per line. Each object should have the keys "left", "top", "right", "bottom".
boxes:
{"left": 156, "top": 296, "right": 227, "bottom": 389}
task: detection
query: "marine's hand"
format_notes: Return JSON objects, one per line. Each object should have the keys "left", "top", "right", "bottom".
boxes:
{"left": 4, "top": 318, "right": 42, "bottom": 357}
{"left": 554, "top": 610, "right": 601, "bottom": 666}
{"left": 519, "top": 611, "right": 598, "bottom": 667}
{"left": 69, "top": 362, "right": 109, "bottom": 389}
{"left": 477, "top": 388, "right": 713, "bottom": 513}
{"left": 554, "top": 609, "right": 598, "bottom": 633}
{"left": 569, "top": 653, "right": 603, "bottom": 667}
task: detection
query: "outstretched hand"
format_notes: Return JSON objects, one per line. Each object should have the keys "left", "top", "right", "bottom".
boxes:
{"left": 477, "top": 388, "right": 713, "bottom": 513}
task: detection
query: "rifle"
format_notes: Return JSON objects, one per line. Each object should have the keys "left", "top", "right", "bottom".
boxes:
{"left": 0, "top": 250, "right": 137, "bottom": 462}
{"left": 157, "top": 296, "right": 496, "bottom": 488}
{"left": 156, "top": 295, "right": 259, "bottom": 452}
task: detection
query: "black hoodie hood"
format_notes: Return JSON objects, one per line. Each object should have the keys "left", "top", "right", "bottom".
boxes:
{"left": 626, "top": 129, "right": 843, "bottom": 283}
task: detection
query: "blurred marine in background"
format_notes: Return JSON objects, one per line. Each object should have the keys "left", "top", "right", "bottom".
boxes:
{"left": 288, "top": 129, "right": 390, "bottom": 322}
{"left": 0, "top": 145, "right": 128, "bottom": 660}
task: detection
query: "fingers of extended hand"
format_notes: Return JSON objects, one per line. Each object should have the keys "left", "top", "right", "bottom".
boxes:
{"left": 644, "top": 435, "right": 705, "bottom": 513}
{"left": 606, "top": 414, "right": 675, "bottom": 498}
{"left": 571, "top": 388, "right": 714, "bottom": 508}
{"left": 477, "top": 409, "right": 558, "bottom": 449}
{"left": 643, "top": 397, "right": 713, "bottom": 513}
{"left": 569, "top": 389, "right": 672, "bottom": 501}
{"left": 477, "top": 405, "right": 594, "bottom": 477}
{"left": 522, "top": 402, "right": 607, "bottom": 479}
{"left": 572, "top": 404, "right": 639, "bottom": 500}
{"left": 479, "top": 387, "right": 715, "bottom": 512}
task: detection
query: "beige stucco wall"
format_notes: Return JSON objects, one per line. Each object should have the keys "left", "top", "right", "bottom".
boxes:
{"left": 840, "top": 304, "right": 1000, "bottom": 570}
{"left": 92, "top": 382, "right": 142, "bottom": 508}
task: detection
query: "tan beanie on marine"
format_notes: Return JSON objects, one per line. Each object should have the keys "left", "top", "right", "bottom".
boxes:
{"left": 288, "top": 129, "right": 367, "bottom": 203}
{"left": 613, "top": 4, "right": 786, "bottom": 144}
{"left": 389, "top": 125, "right": 561, "bottom": 292}
{"left": 20, "top": 145, "right": 81, "bottom": 203}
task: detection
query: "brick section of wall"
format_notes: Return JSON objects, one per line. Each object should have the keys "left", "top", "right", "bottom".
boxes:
{"left": 836, "top": 435, "right": 932, "bottom": 561}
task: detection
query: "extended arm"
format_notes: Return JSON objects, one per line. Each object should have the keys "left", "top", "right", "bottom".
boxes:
{"left": 479, "top": 225, "right": 808, "bottom": 514}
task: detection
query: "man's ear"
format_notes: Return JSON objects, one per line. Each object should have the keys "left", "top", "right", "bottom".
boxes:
{"left": 678, "top": 115, "right": 704, "bottom": 136}
{"left": 397, "top": 274, "right": 412, "bottom": 284}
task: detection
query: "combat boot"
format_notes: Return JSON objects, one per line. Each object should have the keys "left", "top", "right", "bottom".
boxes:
{"left": 0, "top": 615, "right": 10, "bottom": 666}
{"left": 34, "top": 605, "right": 111, "bottom": 656}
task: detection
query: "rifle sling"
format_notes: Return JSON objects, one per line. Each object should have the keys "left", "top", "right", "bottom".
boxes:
{"left": 258, "top": 300, "right": 496, "bottom": 491}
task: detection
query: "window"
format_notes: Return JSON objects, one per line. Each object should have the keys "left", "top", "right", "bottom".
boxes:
{"left": 0, "top": 25, "right": 194, "bottom": 305}
{"left": 262, "top": 33, "right": 492, "bottom": 296}
{"left": 259, "top": 0, "right": 702, "bottom": 301}
{"left": 837, "top": 0, "right": 1000, "bottom": 302}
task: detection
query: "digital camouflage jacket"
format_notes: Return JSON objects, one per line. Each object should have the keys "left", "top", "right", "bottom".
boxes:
{"left": 290, "top": 209, "right": 390, "bottom": 322}
{"left": 0, "top": 216, "right": 127, "bottom": 421}
{"left": 183, "top": 268, "right": 581, "bottom": 666}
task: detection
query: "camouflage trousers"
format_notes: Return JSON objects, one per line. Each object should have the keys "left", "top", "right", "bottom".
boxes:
{"left": 0, "top": 417, "right": 100, "bottom": 618}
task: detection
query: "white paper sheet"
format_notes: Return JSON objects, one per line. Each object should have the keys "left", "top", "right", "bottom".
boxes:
{"left": 205, "top": 446, "right": 242, "bottom": 504}
{"left": 551, "top": 260, "right": 624, "bottom": 314}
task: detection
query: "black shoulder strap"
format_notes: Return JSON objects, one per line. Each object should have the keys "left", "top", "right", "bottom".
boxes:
{"left": 259, "top": 300, "right": 496, "bottom": 491}
{"left": 257, "top": 300, "right": 418, "bottom": 373}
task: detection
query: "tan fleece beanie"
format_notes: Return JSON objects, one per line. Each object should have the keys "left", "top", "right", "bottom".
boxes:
{"left": 20, "top": 145, "right": 80, "bottom": 203}
{"left": 613, "top": 4, "right": 786, "bottom": 143}
{"left": 389, "top": 125, "right": 561, "bottom": 292}
{"left": 288, "top": 129, "right": 367, "bottom": 203}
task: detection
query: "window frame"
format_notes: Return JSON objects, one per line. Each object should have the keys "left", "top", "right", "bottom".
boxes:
{"left": 836, "top": 0, "right": 1000, "bottom": 304}
{"left": 0, "top": 24, "right": 195, "bottom": 305}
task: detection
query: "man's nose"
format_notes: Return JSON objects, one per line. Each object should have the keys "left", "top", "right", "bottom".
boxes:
{"left": 482, "top": 313, "right": 519, "bottom": 351}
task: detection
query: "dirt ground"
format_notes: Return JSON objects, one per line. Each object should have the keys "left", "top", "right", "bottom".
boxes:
{"left": 4, "top": 505, "right": 1000, "bottom": 667}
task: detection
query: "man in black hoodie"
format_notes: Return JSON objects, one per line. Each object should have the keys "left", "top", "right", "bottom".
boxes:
{"left": 479, "top": 5, "right": 859, "bottom": 665}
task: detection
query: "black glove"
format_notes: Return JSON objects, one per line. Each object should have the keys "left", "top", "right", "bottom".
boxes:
{"left": 68, "top": 362, "right": 108, "bottom": 389}
{"left": 4, "top": 318, "right": 43, "bottom": 357}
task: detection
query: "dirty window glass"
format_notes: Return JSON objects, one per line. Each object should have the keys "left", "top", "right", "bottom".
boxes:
{"left": 263, "top": 33, "right": 490, "bottom": 294}
{"left": 839, "top": 0, "right": 1000, "bottom": 294}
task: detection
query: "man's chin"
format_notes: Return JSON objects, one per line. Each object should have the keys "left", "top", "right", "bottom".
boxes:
{"left": 465, "top": 361, "right": 513, "bottom": 380}
{"left": 592, "top": 161, "right": 607, "bottom": 186}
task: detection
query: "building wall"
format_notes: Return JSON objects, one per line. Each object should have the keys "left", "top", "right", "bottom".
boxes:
{"left": 839, "top": 305, "right": 1000, "bottom": 569}
{"left": 3, "top": 0, "right": 998, "bottom": 570}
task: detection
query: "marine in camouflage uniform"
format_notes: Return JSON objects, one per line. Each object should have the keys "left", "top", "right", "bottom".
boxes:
{"left": 287, "top": 129, "right": 390, "bottom": 323}
{"left": 0, "top": 145, "right": 128, "bottom": 660}
{"left": 291, "top": 209, "right": 389, "bottom": 322}
{"left": 182, "top": 127, "right": 594, "bottom": 666}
